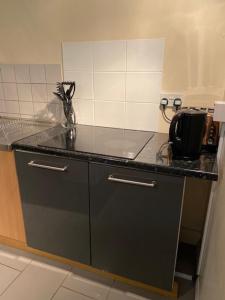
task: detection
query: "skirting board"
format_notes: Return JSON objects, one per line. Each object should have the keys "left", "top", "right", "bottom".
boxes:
{"left": 195, "top": 277, "right": 199, "bottom": 300}
{"left": 0, "top": 234, "right": 178, "bottom": 299}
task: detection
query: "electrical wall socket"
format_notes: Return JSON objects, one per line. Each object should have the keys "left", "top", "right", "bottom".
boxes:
{"left": 160, "top": 92, "right": 183, "bottom": 108}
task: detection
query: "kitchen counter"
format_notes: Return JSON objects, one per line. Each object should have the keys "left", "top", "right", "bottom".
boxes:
{"left": 0, "top": 117, "right": 53, "bottom": 151}
{"left": 12, "top": 124, "right": 218, "bottom": 180}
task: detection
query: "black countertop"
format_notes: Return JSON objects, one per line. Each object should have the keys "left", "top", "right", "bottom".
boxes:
{"left": 12, "top": 124, "right": 218, "bottom": 181}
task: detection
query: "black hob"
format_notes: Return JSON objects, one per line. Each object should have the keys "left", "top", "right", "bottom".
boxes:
{"left": 39, "top": 125, "right": 154, "bottom": 160}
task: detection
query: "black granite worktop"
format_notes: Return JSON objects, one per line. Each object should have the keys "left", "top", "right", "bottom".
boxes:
{"left": 12, "top": 124, "right": 218, "bottom": 181}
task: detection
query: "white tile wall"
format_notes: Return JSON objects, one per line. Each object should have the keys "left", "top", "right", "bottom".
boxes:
{"left": 45, "top": 64, "right": 62, "bottom": 83}
{"left": 31, "top": 84, "right": 47, "bottom": 102}
{"left": 5, "top": 101, "right": 20, "bottom": 114}
{"left": 94, "top": 101, "right": 126, "bottom": 128}
{"left": 63, "top": 38, "right": 165, "bottom": 131}
{"left": 126, "top": 72, "right": 162, "bottom": 103}
{"left": 127, "top": 39, "right": 164, "bottom": 71}
{"left": 0, "top": 64, "right": 62, "bottom": 120}
{"left": 93, "top": 40, "right": 126, "bottom": 71}
{"left": 17, "top": 84, "right": 32, "bottom": 101}
{"left": 64, "top": 71, "right": 93, "bottom": 99}
{"left": 94, "top": 72, "right": 125, "bottom": 101}
{"left": 15, "top": 65, "right": 30, "bottom": 83}
{"left": 0, "top": 100, "right": 5, "bottom": 113}
{"left": 0, "top": 65, "right": 16, "bottom": 82}
{"left": 29, "top": 64, "right": 46, "bottom": 83}
{"left": 3, "top": 83, "right": 18, "bottom": 100}
{"left": 0, "top": 83, "right": 4, "bottom": 99}
{"left": 63, "top": 42, "right": 93, "bottom": 71}
{"left": 19, "top": 101, "right": 34, "bottom": 115}
{"left": 125, "top": 102, "right": 160, "bottom": 131}
{"left": 73, "top": 99, "right": 94, "bottom": 126}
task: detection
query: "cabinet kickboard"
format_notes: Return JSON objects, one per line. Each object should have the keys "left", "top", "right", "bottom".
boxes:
{"left": 0, "top": 235, "right": 178, "bottom": 299}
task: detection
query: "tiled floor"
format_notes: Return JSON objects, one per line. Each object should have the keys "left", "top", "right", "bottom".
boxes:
{"left": 0, "top": 244, "right": 195, "bottom": 300}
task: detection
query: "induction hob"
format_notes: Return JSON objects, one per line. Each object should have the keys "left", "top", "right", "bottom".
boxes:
{"left": 39, "top": 125, "right": 154, "bottom": 160}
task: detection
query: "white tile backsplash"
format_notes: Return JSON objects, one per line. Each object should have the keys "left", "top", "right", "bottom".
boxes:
{"left": 73, "top": 99, "right": 94, "bottom": 126}
{"left": 93, "top": 40, "right": 126, "bottom": 71}
{"left": 126, "top": 72, "right": 162, "bottom": 103}
{"left": 33, "top": 102, "right": 49, "bottom": 120}
{"left": 126, "top": 102, "right": 160, "bottom": 131}
{"left": 63, "top": 42, "right": 93, "bottom": 71}
{"left": 19, "top": 101, "right": 34, "bottom": 115}
{"left": 47, "top": 84, "right": 58, "bottom": 103}
{"left": 3, "top": 83, "right": 18, "bottom": 100}
{"left": 63, "top": 39, "right": 164, "bottom": 131}
{"left": 15, "top": 64, "right": 30, "bottom": 83}
{"left": 45, "top": 64, "right": 61, "bottom": 83}
{"left": 94, "top": 72, "right": 125, "bottom": 101}
{"left": 48, "top": 103, "right": 63, "bottom": 122}
{"left": 64, "top": 71, "right": 93, "bottom": 99}
{"left": 127, "top": 39, "right": 165, "bottom": 71}
{"left": 0, "top": 100, "right": 5, "bottom": 112}
{"left": 0, "top": 64, "right": 16, "bottom": 83}
{"left": 0, "top": 38, "right": 164, "bottom": 131}
{"left": 17, "top": 84, "right": 32, "bottom": 101}
{"left": 29, "top": 64, "right": 46, "bottom": 83}
{"left": 0, "top": 63, "right": 62, "bottom": 120}
{"left": 94, "top": 101, "right": 126, "bottom": 128}
{"left": 5, "top": 101, "right": 20, "bottom": 114}
{"left": 0, "top": 83, "right": 4, "bottom": 99}
{"left": 31, "top": 84, "right": 47, "bottom": 102}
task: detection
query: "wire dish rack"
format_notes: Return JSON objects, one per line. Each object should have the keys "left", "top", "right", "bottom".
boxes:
{"left": 0, "top": 117, "right": 53, "bottom": 150}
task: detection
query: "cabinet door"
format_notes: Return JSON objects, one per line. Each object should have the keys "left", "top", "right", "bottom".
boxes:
{"left": 90, "top": 163, "right": 185, "bottom": 290}
{"left": 15, "top": 150, "right": 90, "bottom": 264}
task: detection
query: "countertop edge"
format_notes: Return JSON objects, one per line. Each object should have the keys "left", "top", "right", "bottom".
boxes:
{"left": 12, "top": 143, "right": 218, "bottom": 181}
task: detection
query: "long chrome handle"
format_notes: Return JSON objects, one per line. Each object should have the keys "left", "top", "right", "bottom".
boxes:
{"left": 108, "top": 175, "right": 157, "bottom": 188}
{"left": 28, "top": 160, "right": 68, "bottom": 172}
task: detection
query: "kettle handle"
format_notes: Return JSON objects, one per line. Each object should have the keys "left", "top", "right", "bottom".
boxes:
{"left": 169, "top": 111, "right": 184, "bottom": 144}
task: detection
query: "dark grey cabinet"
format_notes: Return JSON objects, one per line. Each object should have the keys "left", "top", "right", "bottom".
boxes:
{"left": 15, "top": 150, "right": 90, "bottom": 264}
{"left": 90, "top": 163, "right": 185, "bottom": 290}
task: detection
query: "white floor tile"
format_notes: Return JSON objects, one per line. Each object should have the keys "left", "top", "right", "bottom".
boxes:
{"left": 108, "top": 281, "right": 165, "bottom": 300}
{"left": 53, "top": 287, "right": 91, "bottom": 300}
{"left": 1, "top": 261, "right": 69, "bottom": 300}
{"left": 63, "top": 268, "right": 113, "bottom": 300}
{"left": 108, "top": 288, "right": 150, "bottom": 300}
{"left": 0, "top": 245, "right": 31, "bottom": 271}
{"left": 0, "top": 264, "right": 19, "bottom": 295}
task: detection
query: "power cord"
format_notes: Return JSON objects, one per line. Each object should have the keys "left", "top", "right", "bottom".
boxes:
{"left": 156, "top": 141, "right": 173, "bottom": 162}
{"left": 162, "top": 110, "right": 172, "bottom": 123}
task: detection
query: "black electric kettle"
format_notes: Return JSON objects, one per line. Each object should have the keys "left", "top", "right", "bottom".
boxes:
{"left": 169, "top": 109, "right": 207, "bottom": 160}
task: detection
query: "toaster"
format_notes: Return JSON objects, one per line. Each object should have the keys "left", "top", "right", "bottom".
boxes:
{"left": 202, "top": 112, "right": 220, "bottom": 152}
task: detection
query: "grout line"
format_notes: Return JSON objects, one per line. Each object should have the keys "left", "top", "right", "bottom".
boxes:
{"left": 0, "top": 261, "right": 26, "bottom": 273}
{"left": 50, "top": 270, "right": 71, "bottom": 300}
{"left": 0, "top": 258, "right": 32, "bottom": 297}
{"left": 105, "top": 279, "right": 116, "bottom": 300}
{"left": 13, "top": 64, "right": 20, "bottom": 118}
{"left": 57, "top": 285, "right": 97, "bottom": 300}
{"left": 0, "top": 269, "right": 21, "bottom": 297}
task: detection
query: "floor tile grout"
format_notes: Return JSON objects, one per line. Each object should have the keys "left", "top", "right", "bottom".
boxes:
{"left": 0, "top": 259, "right": 32, "bottom": 297}
{"left": 0, "top": 271, "right": 20, "bottom": 297}
{"left": 50, "top": 270, "right": 72, "bottom": 300}
{"left": 58, "top": 285, "right": 97, "bottom": 300}
{"left": 0, "top": 245, "right": 195, "bottom": 300}
{"left": 0, "top": 261, "right": 25, "bottom": 273}
{"left": 105, "top": 279, "right": 116, "bottom": 300}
